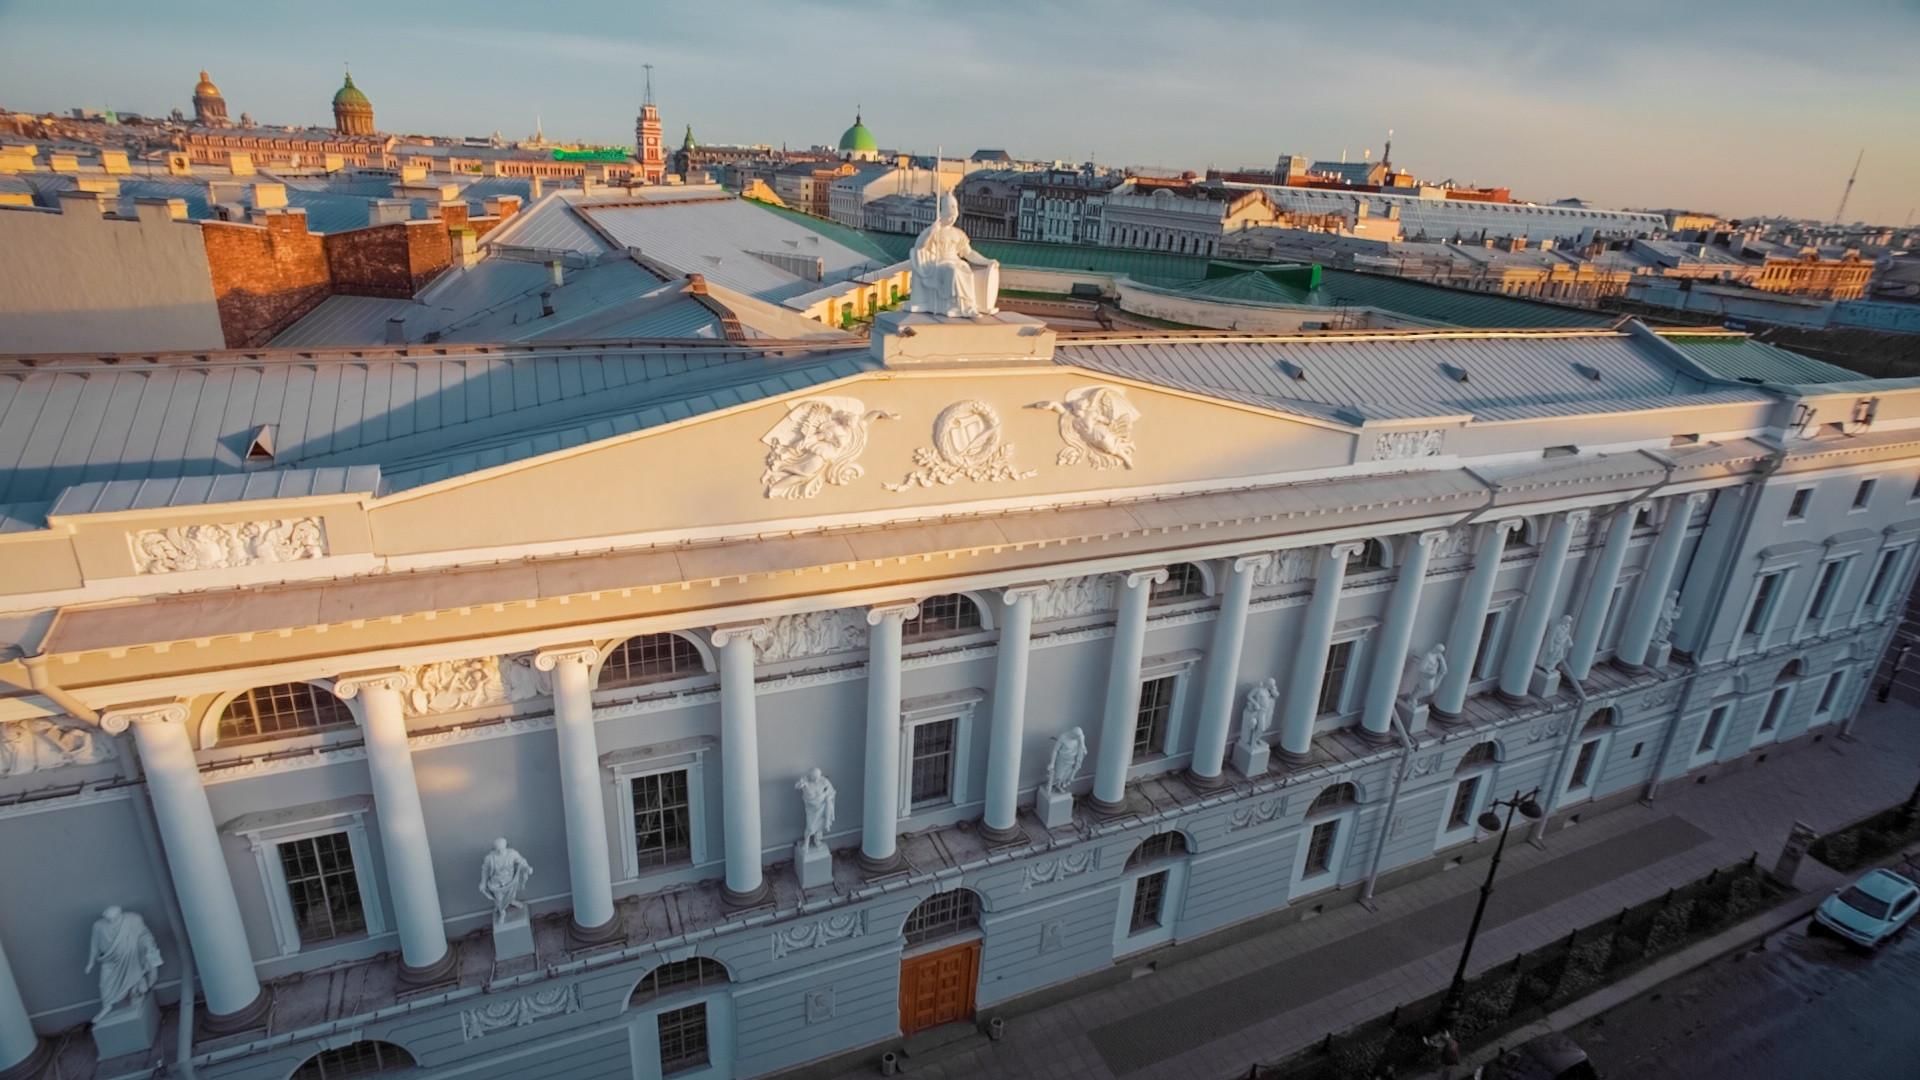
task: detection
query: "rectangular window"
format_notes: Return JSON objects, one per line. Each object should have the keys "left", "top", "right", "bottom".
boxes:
{"left": 1787, "top": 488, "right": 1813, "bottom": 520}
{"left": 1474, "top": 610, "right": 1505, "bottom": 678}
{"left": 632, "top": 770, "right": 694, "bottom": 871}
{"left": 1697, "top": 705, "right": 1729, "bottom": 753}
{"left": 656, "top": 1002, "right": 710, "bottom": 1075}
{"left": 1853, "top": 479, "right": 1877, "bottom": 510}
{"left": 1132, "top": 675, "right": 1177, "bottom": 758}
{"left": 1911, "top": 475, "right": 1920, "bottom": 501}
{"left": 1304, "top": 820, "right": 1339, "bottom": 875}
{"left": 1569, "top": 739, "right": 1601, "bottom": 790}
{"left": 1317, "top": 640, "right": 1355, "bottom": 715}
{"left": 1864, "top": 550, "right": 1900, "bottom": 610}
{"left": 1599, "top": 581, "right": 1631, "bottom": 650}
{"left": 908, "top": 717, "right": 957, "bottom": 808}
{"left": 1817, "top": 673, "right": 1844, "bottom": 715}
{"left": 277, "top": 832, "right": 366, "bottom": 945}
{"left": 1760, "top": 687, "right": 1790, "bottom": 731}
{"left": 1745, "top": 572, "right": 1783, "bottom": 637}
{"left": 1129, "top": 870, "right": 1169, "bottom": 933}
{"left": 1807, "top": 560, "right": 1845, "bottom": 623}
{"left": 1447, "top": 776, "right": 1482, "bottom": 831}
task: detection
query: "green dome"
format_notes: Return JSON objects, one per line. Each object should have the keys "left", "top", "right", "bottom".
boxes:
{"left": 333, "top": 73, "right": 371, "bottom": 109}
{"left": 838, "top": 112, "right": 876, "bottom": 153}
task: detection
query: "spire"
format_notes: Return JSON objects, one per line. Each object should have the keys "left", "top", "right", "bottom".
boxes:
{"left": 643, "top": 63, "right": 654, "bottom": 107}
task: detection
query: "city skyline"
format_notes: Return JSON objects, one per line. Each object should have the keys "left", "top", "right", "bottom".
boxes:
{"left": 0, "top": 0, "right": 1915, "bottom": 224}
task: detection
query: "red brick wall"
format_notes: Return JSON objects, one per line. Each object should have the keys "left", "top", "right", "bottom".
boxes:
{"left": 201, "top": 211, "right": 330, "bottom": 348}
{"left": 323, "top": 220, "right": 452, "bottom": 298}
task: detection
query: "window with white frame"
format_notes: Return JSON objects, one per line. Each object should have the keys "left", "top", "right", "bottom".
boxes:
{"left": 1297, "top": 783, "right": 1358, "bottom": 884}
{"left": 898, "top": 690, "right": 982, "bottom": 816}
{"left": 216, "top": 682, "right": 355, "bottom": 744}
{"left": 1441, "top": 742, "right": 1498, "bottom": 838}
{"left": 601, "top": 633, "right": 705, "bottom": 690}
{"left": 1859, "top": 548, "right": 1904, "bottom": 620}
{"left": 1787, "top": 487, "right": 1813, "bottom": 521}
{"left": 1758, "top": 685, "right": 1792, "bottom": 734}
{"left": 1853, "top": 478, "right": 1877, "bottom": 511}
{"left": 1134, "top": 676, "right": 1177, "bottom": 758}
{"left": 1598, "top": 578, "right": 1634, "bottom": 653}
{"left": 1816, "top": 672, "right": 1846, "bottom": 719}
{"left": 225, "top": 796, "right": 385, "bottom": 957}
{"left": 1152, "top": 563, "right": 1208, "bottom": 604}
{"left": 630, "top": 958, "right": 731, "bottom": 1078}
{"left": 1121, "top": 832, "right": 1190, "bottom": 940}
{"left": 1566, "top": 709, "right": 1615, "bottom": 794}
{"left": 908, "top": 718, "right": 957, "bottom": 807}
{"left": 902, "top": 594, "right": 983, "bottom": 643}
{"left": 1802, "top": 558, "right": 1847, "bottom": 633}
{"left": 1317, "top": 640, "right": 1356, "bottom": 715}
{"left": 1696, "top": 704, "right": 1730, "bottom": 757}
{"left": 1743, "top": 571, "right": 1786, "bottom": 639}
{"left": 1474, "top": 605, "right": 1513, "bottom": 680}
{"left": 607, "top": 742, "right": 710, "bottom": 881}
{"left": 292, "top": 1040, "right": 415, "bottom": 1079}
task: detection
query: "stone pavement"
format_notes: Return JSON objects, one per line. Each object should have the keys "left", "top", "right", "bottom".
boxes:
{"left": 830, "top": 701, "right": 1920, "bottom": 1080}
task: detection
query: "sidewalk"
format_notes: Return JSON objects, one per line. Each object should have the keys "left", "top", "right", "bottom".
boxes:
{"left": 836, "top": 701, "right": 1920, "bottom": 1080}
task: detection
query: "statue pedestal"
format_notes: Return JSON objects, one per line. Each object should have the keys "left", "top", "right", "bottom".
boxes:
{"left": 491, "top": 910, "right": 533, "bottom": 962}
{"left": 870, "top": 310, "right": 1055, "bottom": 368}
{"left": 1397, "top": 700, "right": 1431, "bottom": 736}
{"left": 92, "top": 994, "right": 159, "bottom": 1061}
{"left": 793, "top": 840, "right": 832, "bottom": 890}
{"left": 1529, "top": 666, "right": 1563, "bottom": 699}
{"left": 1035, "top": 788, "right": 1075, "bottom": 830}
{"left": 1650, "top": 642, "right": 1673, "bottom": 671}
{"left": 1231, "top": 740, "right": 1270, "bottom": 779}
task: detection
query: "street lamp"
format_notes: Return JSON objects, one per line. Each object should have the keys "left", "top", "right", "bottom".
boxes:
{"left": 1436, "top": 786, "right": 1544, "bottom": 1033}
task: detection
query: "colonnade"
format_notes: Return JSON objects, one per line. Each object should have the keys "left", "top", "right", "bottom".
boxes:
{"left": 57, "top": 493, "right": 1732, "bottom": 1050}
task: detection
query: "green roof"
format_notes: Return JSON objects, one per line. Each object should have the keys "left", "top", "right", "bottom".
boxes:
{"left": 860, "top": 232, "right": 1216, "bottom": 281}
{"left": 838, "top": 115, "right": 876, "bottom": 153}
{"left": 1305, "top": 270, "right": 1614, "bottom": 330}
{"left": 333, "top": 73, "right": 370, "bottom": 109}
{"left": 1661, "top": 335, "right": 1860, "bottom": 384}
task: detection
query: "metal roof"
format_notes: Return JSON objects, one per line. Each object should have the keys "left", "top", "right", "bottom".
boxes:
{"left": 270, "top": 295, "right": 421, "bottom": 347}
{"left": 578, "top": 196, "right": 889, "bottom": 303}
{"left": 49, "top": 466, "right": 381, "bottom": 516}
{"left": 1661, "top": 335, "right": 1859, "bottom": 385}
{"left": 1306, "top": 270, "right": 1613, "bottom": 329}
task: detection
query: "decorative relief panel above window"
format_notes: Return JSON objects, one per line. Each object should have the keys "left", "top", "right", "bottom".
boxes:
{"left": 130, "top": 516, "right": 327, "bottom": 574}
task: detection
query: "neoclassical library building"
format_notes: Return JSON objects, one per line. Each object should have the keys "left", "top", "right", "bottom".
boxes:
{"left": 2, "top": 287, "right": 1918, "bottom": 1078}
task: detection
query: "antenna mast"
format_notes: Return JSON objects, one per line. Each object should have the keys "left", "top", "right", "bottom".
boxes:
{"left": 643, "top": 63, "right": 655, "bottom": 107}
{"left": 1832, "top": 148, "right": 1863, "bottom": 224}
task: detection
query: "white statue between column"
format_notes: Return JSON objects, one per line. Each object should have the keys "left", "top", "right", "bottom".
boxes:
{"left": 793, "top": 767, "right": 837, "bottom": 889}
{"left": 479, "top": 838, "right": 533, "bottom": 920}
{"left": 85, "top": 906, "right": 161, "bottom": 1023}
{"left": 1405, "top": 644, "right": 1449, "bottom": 705}
{"left": 1237, "top": 678, "right": 1279, "bottom": 750}
{"left": 908, "top": 191, "right": 999, "bottom": 318}
{"left": 1541, "top": 614, "right": 1575, "bottom": 673}
{"left": 1652, "top": 591, "right": 1682, "bottom": 646}
{"left": 1036, "top": 726, "right": 1087, "bottom": 829}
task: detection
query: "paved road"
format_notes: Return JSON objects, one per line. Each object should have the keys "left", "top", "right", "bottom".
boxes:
{"left": 1568, "top": 893, "right": 1920, "bottom": 1079}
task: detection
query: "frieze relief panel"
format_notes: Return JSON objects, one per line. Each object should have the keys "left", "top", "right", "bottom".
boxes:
{"left": 759, "top": 396, "right": 896, "bottom": 500}
{"left": 1021, "top": 849, "right": 1097, "bottom": 890}
{"left": 403, "top": 655, "right": 546, "bottom": 717}
{"left": 130, "top": 517, "right": 327, "bottom": 574}
{"left": 1372, "top": 429, "right": 1444, "bottom": 461}
{"left": 886, "top": 400, "right": 1036, "bottom": 491}
{"left": 459, "top": 983, "right": 580, "bottom": 1040}
{"left": 1254, "top": 549, "right": 1316, "bottom": 589}
{"left": 771, "top": 911, "right": 867, "bottom": 960}
{"left": 1228, "top": 796, "right": 1287, "bottom": 831}
{"left": 1030, "top": 576, "right": 1114, "bottom": 621}
{"left": 1, "top": 719, "right": 115, "bottom": 777}
{"left": 756, "top": 611, "right": 867, "bottom": 664}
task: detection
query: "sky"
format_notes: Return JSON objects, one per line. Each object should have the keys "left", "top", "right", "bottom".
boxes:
{"left": 1, "top": 0, "right": 1916, "bottom": 224}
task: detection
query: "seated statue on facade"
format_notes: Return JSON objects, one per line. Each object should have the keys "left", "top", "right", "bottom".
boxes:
{"left": 908, "top": 191, "right": 999, "bottom": 318}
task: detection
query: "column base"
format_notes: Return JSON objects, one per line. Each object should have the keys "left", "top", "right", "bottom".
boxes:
{"left": 1087, "top": 792, "right": 1133, "bottom": 818}
{"left": 1355, "top": 725, "right": 1395, "bottom": 746}
{"left": 200, "top": 985, "right": 271, "bottom": 1035}
{"left": 1427, "top": 703, "right": 1465, "bottom": 726}
{"left": 856, "top": 848, "right": 905, "bottom": 877}
{"left": 398, "top": 944, "right": 459, "bottom": 987}
{"left": 978, "top": 818, "right": 1026, "bottom": 846}
{"left": 1276, "top": 746, "right": 1314, "bottom": 768}
{"left": 1185, "top": 766, "right": 1230, "bottom": 791}
{"left": 567, "top": 911, "right": 624, "bottom": 948}
{"left": 1610, "top": 656, "right": 1650, "bottom": 676}
{"left": 721, "top": 878, "right": 772, "bottom": 908}
{"left": 1495, "top": 687, "right": 1532, "bottom": 707}
{"left": 0, "top": 1037, "right": 52, "bottom": 1080}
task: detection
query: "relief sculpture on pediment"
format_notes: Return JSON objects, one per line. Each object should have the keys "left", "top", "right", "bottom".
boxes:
{"left": 886, "top": 399, "right": 1036, "bottom": 491}
{"left": 1028, "top": 385, "right": 1140, "bottom": 470}
{"left": 759, "top": 396, "right": 897, "bottom": 499}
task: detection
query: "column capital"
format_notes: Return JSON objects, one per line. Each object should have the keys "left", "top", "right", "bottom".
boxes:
{"left": 534, "top": 643, "right": 600, "bottom": 672}
{"left": 1118, "top": 566, "right": 1170, "bottom": 590}
{"left": 1414, "top": 529, "right": 1450, "bottom": 552}
{"left": 333, "top": 669, "right": 414, "bottom": 700}
{"left": 1330, "top": 540, "right": 1367, "bottom": 562}
{"left": 1564, "top": 508, "right": 1593, "bottom": 529}
{"left": 708, "top": 621, "right": 769, "bottom": 649}
{"left": 1001, "top": 583, "right": 1051, "bottom": 606}
{"left": 1493, "top": 518, "right": 1527, "bottom": 536}
{"left": 866, "top": 600, "right": 922, "bottom": 625}
{"left": 100, "top": 700, "right": 189, "bottom": 735}
{"left": 1680, "top": 490, "right": 1712, "bottom": 510}
{"left": 1230, "top": 552, "right": 1275, "bottom": 575}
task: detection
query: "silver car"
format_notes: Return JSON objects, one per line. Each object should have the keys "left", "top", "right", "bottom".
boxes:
{"left": 1812, "top": 867, "right": 1920, "bottom": 949}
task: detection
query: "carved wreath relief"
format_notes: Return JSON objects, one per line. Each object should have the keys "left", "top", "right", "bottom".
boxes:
{"left": 886, "top": 400, "right": 1036, "bottom": 490}
{"left": 759, "top": 396, "right": 896, "bottom": 499}
{"left": 130, "top": 517, "right": 327, "bottom": 574}
{"left": 1028, "top": 386, "right": 1140, "bottom": 469}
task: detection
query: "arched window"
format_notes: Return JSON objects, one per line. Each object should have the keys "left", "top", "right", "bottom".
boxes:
{"left": 1124, "top": 831, "right": 1190, "bottom": 869}
{"left": 218, "top": 683, "right": 354, "bottom": 743}
{"left": 902, "top": 889, "right": 981, "bottom": 946}
{"left": 601, "top": 633, "right": 704, "bottom": 689}
{"left": 1456, "top": 741, "right": 1499, "bottom": 772}
{"left": 902, "top": 594, "right": 982, "bottom": 642}
{"left": 1308, "top": 782, "right": 1358, "bottom": 816}
{"left": 1582, "top": 707, "right": 1616, "bottom": 733}
{"left": 1152, "top": 563, "right": 1207, "bottom": 603}
{"left": 630, "top": 957, "right": 730, "bottom": 1005}
{"left": 1351, "top": 539, "right": 1390, "bottom": 572}
{"left": 292, "top": 1040, "right": 416, "bottom": 1079}
{"left": 1777, "top": 659, "right": 1804, "bottom": 683}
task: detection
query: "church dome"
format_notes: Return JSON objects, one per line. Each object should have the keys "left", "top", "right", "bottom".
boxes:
{"left": 333, "top": 73, "right": 371, "bottom": 109}
{"left": 838, "top": 112, "right": 876, "bottom": 154}
{"left": 194, "top": 70, "right": 222, "bottom": 99}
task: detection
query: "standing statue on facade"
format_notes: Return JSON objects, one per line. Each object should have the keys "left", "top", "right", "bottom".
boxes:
{"left": 1045, "top": 727, "right": 1088, "bottom": 795}
{"left": 1653, "top": 591, "right": 1683, "bottom": 646}
{"left": 1408, "top": 643, "right": 1448, "bottom": 704}
{"left": 1238, "top": 678, "right": 1279, "bottom": 749}
{"left": 908, "top": 191, "right": 999, "bottom": 318}
{"left": 479, "top": 837, "right": 534, "bottom": 919}
{"left": 796, "top": 767, "right": 837, "bottom": 850}
{"left": 84, "top": 906, "right": 162, "bottom": 1021}
{"left": 1541, "top": 614, "right": 1575, "bottom": 672}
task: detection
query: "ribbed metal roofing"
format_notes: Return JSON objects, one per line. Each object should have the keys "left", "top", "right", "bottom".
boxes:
{"left": 579, "top": 197, "right": 889, "bottom": 303}
{"left": 1307, "top": 270, "right": 1613, "bottom": 330}
{"left": 271, "top": 295, "right": 421, "bottom": 347}
{"left": 50, "top": 466, "right": 381, "bottom": 515}
{"left": 1662, "top": 335, "right": 1859, "bottom": 385}
{"left": 1055, "top": 331, "right": 1774, "bottom": 423}
{"left": 482, "top": 194, "right": 613, "bottom": 256}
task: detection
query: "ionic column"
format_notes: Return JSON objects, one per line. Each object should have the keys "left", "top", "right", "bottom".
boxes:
{"left": 860, "top": 602, "right": 918, "bottom": 872}
{"left": 100, "top": 703, "right": 267, "bottom": 1029}
{"left": 1432, "top": 520, "right": 1524, "bottom": 719}
{"left": 335, "top": 672, "right": 452, "bottom": 983}
{"left": 1091, "top": 568, "right": 1168, "bottom": 812}
{"left": 1278, "top": 543, "right": 1365, "bottom": 764}
{"left": 1565, "top": 504, "right": 1642, "bottom": 682}
{"left": 709, "top": 624, "right": 770, "bottom": 905}
{"left": 535, "top": 645, "right": 618, "bottom": 942}
{"left": 0, "top": 904, "right": 49, "bottom": 1077}
{"left": 1189, "top": 554, "right": 1271, "bottom": 786}
{"left": 1498, "top": 510, "right": 1588, "bottom": 701}
{"left": 1614, "top": 492, "right": 1709, "bottom": 670}
{"left": 1359, "top": 531, "right": 1447, "bottom": 741}
{"left": 983, "top": 585, "right": 1049, "bottom": 843}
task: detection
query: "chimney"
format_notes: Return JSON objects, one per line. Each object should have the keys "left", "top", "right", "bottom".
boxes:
{"left": 540, "top": 287, "right": 556, "bottom": 318}
{"left": 453, "top": 228, "right": 480, "bottom": 268}
{"left": 401, "top": 162, "right": 428, "bottom": 183}
{"left": 227, "top": 152, "right": 255, "bottom": 176}
{"left": 251, "top": 181, "right": 287, "bottom": 209}
{"left": 549, "top": 259, "right": 565, "bottom": 287}
{"left": 49, "top": 153, "right": 80, "bottom": 173}
{"left": 99, "top": 150, "right": 131, "bottom": 175}
{"left": 369, "top": 198, "right": 412, "bottom": 226}
{"left": 530, "top": 176, "right": 544, "bottom": 199}
{"left": 133, "top": 197, "right": 189, "bottom": 226}
{"left": 385, "top": 316, "right": 407, "bottom": 344}
{"left": 484, "top": 195, "right": 521, "bottom": 219}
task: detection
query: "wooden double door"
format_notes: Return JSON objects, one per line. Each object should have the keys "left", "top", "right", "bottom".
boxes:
{"left": 899, "top": 940, "right": 981, "bottom": 1035}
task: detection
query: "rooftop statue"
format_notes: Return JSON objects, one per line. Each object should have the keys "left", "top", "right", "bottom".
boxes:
{"left": 909, "top": 191, "right": 999, "bottom": 318}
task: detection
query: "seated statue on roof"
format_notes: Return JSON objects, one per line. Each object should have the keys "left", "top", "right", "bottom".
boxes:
{"left": 908, "top": 191, "right": 999, "bottom": 318}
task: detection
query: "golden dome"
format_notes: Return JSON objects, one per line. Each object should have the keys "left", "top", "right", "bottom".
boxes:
{"left": 194, "top": 70, "right": 222, "bottom": 99}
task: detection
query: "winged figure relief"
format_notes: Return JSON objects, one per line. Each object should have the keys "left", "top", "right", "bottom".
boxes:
{"left": 760, "top": 397, "right": 897, "bottom": 500}
{"left": 1027, "top": 386, "right": 1141, "bottom": 470}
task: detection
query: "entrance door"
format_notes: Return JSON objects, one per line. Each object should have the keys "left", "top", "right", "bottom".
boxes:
{"left": 898, "top": 940, "right": 980, "bottom": 1034}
